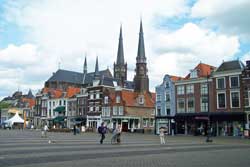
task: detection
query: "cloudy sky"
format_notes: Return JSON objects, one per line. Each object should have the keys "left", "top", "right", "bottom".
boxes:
{"left": 0, "top": 0, "right": 250, "bottom": 100}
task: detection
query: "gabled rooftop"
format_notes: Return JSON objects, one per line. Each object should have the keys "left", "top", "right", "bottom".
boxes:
{"left": 216, "top": 60, "right": 245, "bottom": 73}
{"left": 185, "top": 63, "right": 216, "bottom": 79}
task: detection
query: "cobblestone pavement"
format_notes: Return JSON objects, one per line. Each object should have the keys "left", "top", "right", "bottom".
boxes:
{"left": 0, "top": 129, "right": 250, "bottom": 167}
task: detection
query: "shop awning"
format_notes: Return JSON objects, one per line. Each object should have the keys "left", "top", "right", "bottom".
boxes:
{"left": 53, "top": 116, "right": 66, "bottom": 123}
{"left": 53, "top": 106, "right": 65, "bottom": 112}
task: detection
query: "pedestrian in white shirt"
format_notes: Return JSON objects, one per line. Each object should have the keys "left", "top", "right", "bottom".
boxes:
{"left": 159, "top": 127, "right": 166, "bottom": 144}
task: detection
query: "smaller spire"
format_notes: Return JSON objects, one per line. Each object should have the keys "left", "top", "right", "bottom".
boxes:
{"left": 116, "top": 25, "right": 125, "bottom": 65}
{"left": 94, "top": 56, "right": 100, "bottom": 78}
{"left": 83, "top": 54, "right": 87, "bottom": 74}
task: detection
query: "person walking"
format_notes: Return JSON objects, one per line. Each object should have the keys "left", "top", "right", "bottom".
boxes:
{"left": 43, "top": 124, "right": 49, "bottom": 138}
{"left": 112, "top": 124, "right": 122, "bottom": 144}
{"left": 73, "top": 125, "right": 77, "bottom": 135}
{"left": 98, "top": 122, "right": 107, "bottom": 144}
{"left": 159, "top": 127, "right": 166, "bottom": 144}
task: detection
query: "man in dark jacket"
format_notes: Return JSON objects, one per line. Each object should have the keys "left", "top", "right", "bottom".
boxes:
{"left": 98, "top": 122, "right": 107, "bottom": 144}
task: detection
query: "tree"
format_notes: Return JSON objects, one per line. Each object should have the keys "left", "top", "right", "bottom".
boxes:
{"left": 0, "top": 102, "right": 11, "bottom": 111}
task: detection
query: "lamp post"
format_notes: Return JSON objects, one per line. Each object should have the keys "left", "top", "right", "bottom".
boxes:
{"left": 206, "top": 73, "right": 213, "bottom": 142}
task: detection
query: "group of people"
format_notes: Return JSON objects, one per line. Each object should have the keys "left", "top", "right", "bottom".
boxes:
{"left": 98, "top": 122, "right": 122, "bottom": 144}
{"left": 42, "top": 122, "right": 167, "bottom": 145}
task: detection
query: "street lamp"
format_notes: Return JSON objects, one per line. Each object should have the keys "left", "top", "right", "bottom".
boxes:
{"left": 206, "top": 73, "right": 213, "bottom": 142}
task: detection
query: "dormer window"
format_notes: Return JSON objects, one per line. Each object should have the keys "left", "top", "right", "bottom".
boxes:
{"left": 138, "top": 95, "right": 144, "bottom": 105}
{"left": 190, "top": 69, "right": 198, "bottom": 78}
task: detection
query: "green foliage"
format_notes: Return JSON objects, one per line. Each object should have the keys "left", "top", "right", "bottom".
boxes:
{"left": 0, "top": 102, "right": 11, "bottom": 110}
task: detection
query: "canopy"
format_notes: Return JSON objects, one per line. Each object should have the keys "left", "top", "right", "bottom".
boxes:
{"left": 53, "top": 106, "right": 65, "bottom": 112}
{"left": 4, "top": 112, "right": 24, "bottom": 125}
{"left": 53, "top": 116, "right": 66, "bottom": 123}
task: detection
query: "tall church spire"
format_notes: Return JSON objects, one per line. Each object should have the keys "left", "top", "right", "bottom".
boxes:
{"left": 116, "top": 25, "right": 124, "bottom": 65}
{"left": 133, "top": 20, "right": 149, "bottom": 93}
{"left": 94, "top": 56, "right": 100, "bottom": 79}
{"left": 136, "top": 20, "right": 146, "bottom": 64}
{"left": 83, "top": 54, "right": 87, "bottom": 84}
{"left": 114, "top": 24, "right": 127, "bottom": 87}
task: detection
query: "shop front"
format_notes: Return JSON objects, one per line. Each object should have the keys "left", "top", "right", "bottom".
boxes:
{"left": 175, "top": 112, "right": 245, "bottom": 136}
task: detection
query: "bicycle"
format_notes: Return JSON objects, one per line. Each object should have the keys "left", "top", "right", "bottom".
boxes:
{"left": 111, "top": 133, "right": 121, "bottom": 144}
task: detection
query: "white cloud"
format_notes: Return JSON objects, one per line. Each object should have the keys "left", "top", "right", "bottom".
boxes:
{"left": 0, "top": 0, "right": 189, "bottom": 95}
{"left": 0, "top": 44, "right": 56, "bottom": 97}
{"left": 0, "top": 0, "right": 244, "bottom": 97}
{"left": 191, "top": 0, "right": 250, "bottom": 39}
{"left": 149, "top": 23, "right": 239, "bottom": 81}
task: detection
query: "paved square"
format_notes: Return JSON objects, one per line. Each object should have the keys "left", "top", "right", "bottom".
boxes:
{"left": 0, "top": 130, "right": 250, "bottom": 167}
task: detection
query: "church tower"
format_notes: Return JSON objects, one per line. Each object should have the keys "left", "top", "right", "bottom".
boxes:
{"left": 133, "top": 20, "right": 149, "bottom": 93}
{"left": 114, "top": 25, "right": 127, "bottom": 87}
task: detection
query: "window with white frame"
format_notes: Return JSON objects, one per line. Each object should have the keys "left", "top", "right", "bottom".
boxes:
{"left": 90, "top": 94, "right": 94, "bottom": 99}
{"left": 244, "top": 91, "right": 250, "bottom": 107}
{"left": 190, "top": 69, "right": 198, "bottom": 78}
{"left": 116, "top": 96, "right": 120, "bottom": 103}
{"left": 90, "top": 106, "right": 93, "bottom": 112}
{"left": 201, "top": 84, "right": 208, "bottom": 95}
{"left": 217, "top": 92, "right": 226, "bottom": 108}
{"left": 113, "top": 106, "right": 118, "bottom": 115}
{"left": 102, "top": 107, "right": 110, "bottom": 116}
{"left": 138, "top": 96, "right": 144, "bottom": 104}
{"left": 104, "top": 96, "right": 108, "bottom": 104}
{"left": 230, "top": 76, "right": 239, "bottom": 88}
{"left": 95, "top": 106, "right": 99, "bottom": 112}
{"left": 157, "top": 94, "right": 161, "bottom": 101}
{"left": 95, "top": 93, "right": 100, "bottom": 99}
{"left": 200, "top": 96, "right": 208, "bottom": 112}
{"left": 231, "top": 91, "right": 240, "bottom": 108}
{"left": 143, "top": 118, "right": 148, "bottom": 127}
{"left": 187, "top": 98, "right": 195, "bottom": 113}
{"left": 177, "top": 98, "right": 185, "bottom": 113}
{"left": 118, "top": 106, "right": 124, "bottom": 115}
{"left": 177, "top": 86, "right": 185, "bottom": 95}
{"left": 186, "top": 85, "right": 194, "bottom": 94}
{"left": 166, "top": 94, "right": 170, "bottom": 102}
{"left": 217, "top": 78, "right": 225, "bottom": 89}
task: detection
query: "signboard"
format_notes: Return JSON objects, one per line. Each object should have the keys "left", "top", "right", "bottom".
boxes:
{"left": 244, "top": 130, "right": 249, "bottom": 137}
{"left": 195, "top": 116, "right": 209, "bottom": 120}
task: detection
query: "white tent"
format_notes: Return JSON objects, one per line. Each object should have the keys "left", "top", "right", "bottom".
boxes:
{"left": 4, "top": 112, "right": 24, "bottom": 125}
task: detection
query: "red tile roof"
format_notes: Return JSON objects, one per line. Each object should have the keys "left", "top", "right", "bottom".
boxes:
{"left": 41, "top": 87, "right": 80, "bottom": 98}
{"left": 185, "top": 63, "right": 216, "bottom": 79}
{"left": 120, "top": 90, "right": 155, "bottom": 108}
{"left": 170, "top": 75, "right": 183, "bottom": 81}
{"left": 22, "top": 98, "right": 35, "bottom": 108}
{"left": 66, "top": 87, "right": 80, "bottom": 98}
